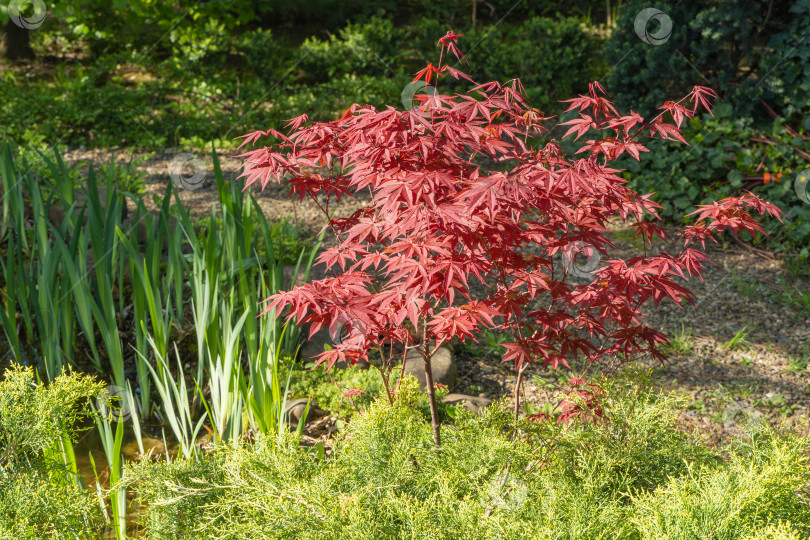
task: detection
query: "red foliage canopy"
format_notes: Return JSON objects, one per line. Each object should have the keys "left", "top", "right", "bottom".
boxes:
{"left": 236, "top": 35, "right": 781, "bottom": 424}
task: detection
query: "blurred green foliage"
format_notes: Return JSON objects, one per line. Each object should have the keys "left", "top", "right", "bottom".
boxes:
{"left": 1, "top": 0, "right": 809, "bottom": 249}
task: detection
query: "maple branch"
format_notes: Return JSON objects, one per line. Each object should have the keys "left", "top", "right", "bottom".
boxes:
{"left": 372, "top": 362, "right": 394, "bottom": 405}
{"left": 420, "top": 317, "right": 441, "bottom": 448}
{"left": 512, "top": 363, "right": 529, "bottom": 431}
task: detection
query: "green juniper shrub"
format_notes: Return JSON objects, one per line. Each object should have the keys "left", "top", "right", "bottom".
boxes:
{"left": 288, "top": 363, "right": 386, "bottom": 416}
{"left": 630, "top": 424, "right": 810, "bottom": 539}
{"left": 740, "top": 521, "right": 806, "bottom": 540}
{"left": 125, "top": 371, "right": 810, "bottom": 539}
{"left": 288, "top": 362, "right": 455, "bottom": 421}
{"left": 0, "top": 364, "right": 105, "bottom": 539}
{"left": 122, "top": 451, "right": 232, "bottom": 539}
{"left": 544, "top": 370, "right": 721, "bottom": 504}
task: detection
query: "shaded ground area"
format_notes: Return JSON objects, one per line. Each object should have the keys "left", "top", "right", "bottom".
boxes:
{"left": 451, "top": 231, "right": 810, "bottom": 447}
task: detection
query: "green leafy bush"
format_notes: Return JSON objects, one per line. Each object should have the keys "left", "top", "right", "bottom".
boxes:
{"left": 299, "top": 17, "right": 408, "bottom": 82}
{"left": 297, "top": 15, "right": 602, "bottom": 113}
{"left": 604, "top": 0, "right": 810, "bottom": 123}
{"left": 167, "top": 19, "right": 232, "bottom": 75}
{"left": 461, "top": 16, "right": 605, "bottom": 109}
{"left": 618, "top": 103, "right": 810, "bottom": 250}
{"left": 760, "top": 0, "right": 810, "bottom": 122}
{"left": 238, "top": 29, "right": 289, "bottom": 84}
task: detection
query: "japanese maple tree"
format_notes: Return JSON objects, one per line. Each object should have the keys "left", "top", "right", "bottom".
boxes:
{"left": 236, "top": 32, "right": 782, "bottom": 446}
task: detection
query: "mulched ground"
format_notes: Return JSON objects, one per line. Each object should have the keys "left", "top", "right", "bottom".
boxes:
{"left": 62, "top": 148, "right": 810, "bottom": 447}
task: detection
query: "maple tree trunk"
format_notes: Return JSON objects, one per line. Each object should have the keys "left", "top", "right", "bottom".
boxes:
{"left": 513, "top": 364, "right": 526, "bottom": 426}
{"left": 423, "top": 355, "right": 441, "bottom": 447}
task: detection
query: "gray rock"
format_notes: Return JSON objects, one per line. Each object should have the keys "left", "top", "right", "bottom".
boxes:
{"left": 298, "top": 322, "right": 369, "bottom": 370}
{"left": 284, "top": 398, "right": 325, "bottom": 427}
{"left": 282, "top": 265, "right": 308, "bottom": 289}
{"left": 401, "top": 347, "right": 457, "bottom": 389}
{"left": 298, "top": 325, "right": 334, "bottom": 364}
{"left": 442, "top": 393, "right": 493, "bottom": 414}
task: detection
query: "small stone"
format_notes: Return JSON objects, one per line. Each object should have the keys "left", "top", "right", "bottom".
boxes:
{"left": 402, "top": 347, "right": 458, "bottom": 389}
{"left": 122, "top": 437, "right": 166, "bottom": 461}
{"left": 284, "top": 398, "right": 325, "bottom": 428}
{"left": 298, "top": 325, "right": 334, "bottom": 363}
{"left": 298, "top": 323, "right": 368, "bottom": 370}
{"left": 442, "top": 393, "right": 492, "bottom": 413}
